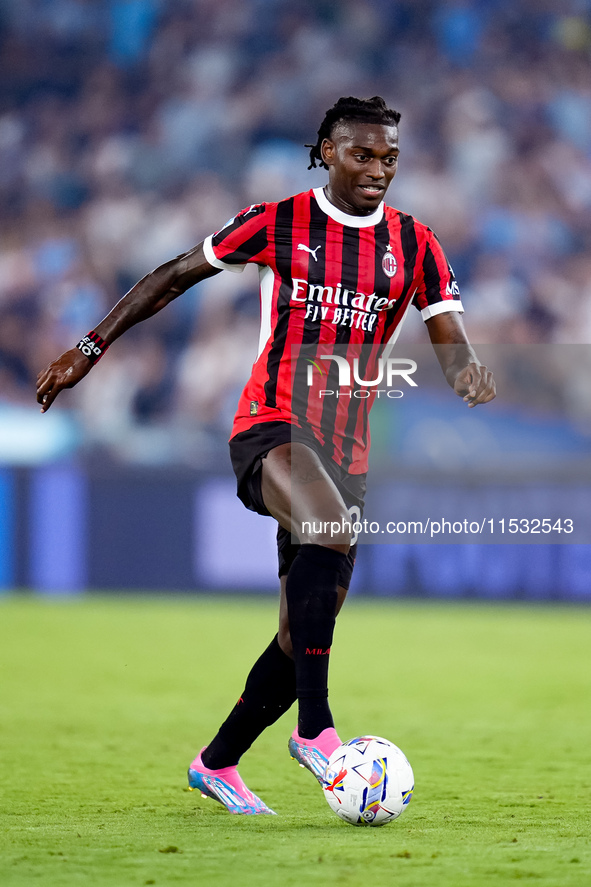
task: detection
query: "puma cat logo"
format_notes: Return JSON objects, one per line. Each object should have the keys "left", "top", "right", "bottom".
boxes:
{"left": 297, "top": 244, "right": 322, "bottom": 261}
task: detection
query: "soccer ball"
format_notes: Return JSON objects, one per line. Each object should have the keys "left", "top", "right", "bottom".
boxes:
{"left": 323, "top": 736, "right": 414, "bottom": 826}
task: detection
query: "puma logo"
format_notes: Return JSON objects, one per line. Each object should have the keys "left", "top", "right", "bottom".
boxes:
{"left": 297, "top": 243, "right": 322, "bottom": 261}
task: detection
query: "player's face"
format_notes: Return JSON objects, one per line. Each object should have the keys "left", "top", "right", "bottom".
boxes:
{"left": 321, "top": 122, "right": 399, "bottom": 216}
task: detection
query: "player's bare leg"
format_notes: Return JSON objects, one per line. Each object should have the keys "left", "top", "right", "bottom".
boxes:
{"left": 261, "top": 442, "right": 352, "bottom": 554}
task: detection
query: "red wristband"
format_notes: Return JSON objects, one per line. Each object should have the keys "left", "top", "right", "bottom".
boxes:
{"left": 76, "top": 330, "right": 110, "bottom": 365}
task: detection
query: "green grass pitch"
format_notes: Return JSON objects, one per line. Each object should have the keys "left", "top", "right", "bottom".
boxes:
{"left": 1, "top": 595, "right": 590, "bottom": 887}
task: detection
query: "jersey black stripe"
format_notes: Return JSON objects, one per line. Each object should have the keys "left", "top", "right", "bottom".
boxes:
{"left": 421, "top": 240, "right": 443, "bottom": 305}
{"left": 372, "top": 215, "right": 394, "bottom": 365}
{"left": 263, "top": 198, "right": 294, "bottom": 410}
{"left": 220, "top": 228, "right": 269, "bottom": 265}
{"left": 399, "top": 213, "right": 420, "bottom": 304}
{"left": 369, "top": 215, "right": 392, "bottom": 346}
{"left": 292, "top": 197, "right": 328, "bottom": 430}
{"left": 382, "top": 213, "right": 420, "bottom": 342}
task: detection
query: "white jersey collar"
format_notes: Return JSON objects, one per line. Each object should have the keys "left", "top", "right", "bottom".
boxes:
{"left": 313, "top": 187, "right": 384, "bottom": 228}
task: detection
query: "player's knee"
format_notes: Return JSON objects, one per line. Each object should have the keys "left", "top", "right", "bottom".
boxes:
{"left": 298, "top": 508, "right": 352, "bottom": 552}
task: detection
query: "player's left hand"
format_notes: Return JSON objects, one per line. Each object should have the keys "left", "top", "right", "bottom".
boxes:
{"left": 453, "top": 362, "right": 496, "bottom": 408}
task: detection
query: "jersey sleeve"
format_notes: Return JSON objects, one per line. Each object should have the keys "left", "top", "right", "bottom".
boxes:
{"left": 412, "top": 229, "right": 464, "bottom": 320}
{"left": 202, "top": 203, "right": 270, "bottom": 274}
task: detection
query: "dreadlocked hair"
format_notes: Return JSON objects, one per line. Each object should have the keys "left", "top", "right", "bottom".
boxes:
{"left": 306, "top": 96, "right": 401, "bottom": 170}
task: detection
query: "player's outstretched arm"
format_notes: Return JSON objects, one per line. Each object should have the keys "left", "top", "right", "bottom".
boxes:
{"left": 425, "top": 311, "right": 496, "bottom": 408}
{"left": 36, "top": 242, "right": 219, "bottom": 412}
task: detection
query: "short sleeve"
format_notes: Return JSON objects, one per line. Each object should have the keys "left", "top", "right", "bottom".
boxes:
{"left": 203, "top": 204, "right": 270, "bottom": 274}
{"left": 413, "top": 229, "right": 464, "bottom": 320}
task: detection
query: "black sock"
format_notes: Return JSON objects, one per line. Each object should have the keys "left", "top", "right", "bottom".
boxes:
{"left": 285, "top": 543, "right": 347, "bottom": 740}
{"left": 202, "top": 634, "right": 296, "bottom": 769}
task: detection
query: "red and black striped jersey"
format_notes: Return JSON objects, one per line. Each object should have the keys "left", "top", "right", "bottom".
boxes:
{"left": 203, "top": 187, "right": 463, "bottom": 474}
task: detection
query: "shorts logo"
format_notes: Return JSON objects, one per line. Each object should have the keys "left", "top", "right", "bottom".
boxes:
{"left": 382, "top": 246, "right": 397, "bottom": 278}
{"left": 250, "top": 401, "right": 259, "bottom": 416}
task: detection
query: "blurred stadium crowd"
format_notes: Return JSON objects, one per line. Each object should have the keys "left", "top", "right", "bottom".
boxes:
{"left": 1, "top": 0, "right": 591, "bottom": 464}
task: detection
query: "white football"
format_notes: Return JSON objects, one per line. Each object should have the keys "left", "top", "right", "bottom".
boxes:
{"left": 323, "top": 735, "right": 414, "bottom": 826}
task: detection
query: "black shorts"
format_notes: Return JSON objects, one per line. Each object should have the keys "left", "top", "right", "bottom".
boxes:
{"left": 229, "top": 421, "right": 366, "bottom": 589}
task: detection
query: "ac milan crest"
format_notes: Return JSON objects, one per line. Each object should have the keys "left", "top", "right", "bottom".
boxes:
{"left": 382, "top": 246, "right": 397, "bottom": 278}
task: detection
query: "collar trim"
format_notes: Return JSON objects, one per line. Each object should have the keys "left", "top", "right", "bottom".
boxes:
{"left": 313, "top": 187, "right": 384, "bottom": 228}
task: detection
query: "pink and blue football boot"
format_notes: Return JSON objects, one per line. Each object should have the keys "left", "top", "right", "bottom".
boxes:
{"left": 188, "top": 749, "right": 276, "bottom": 815}
{"left": 288, "top": 727, "right": 341, "bottom": 785}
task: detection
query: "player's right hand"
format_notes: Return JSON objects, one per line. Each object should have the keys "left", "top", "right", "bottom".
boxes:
{"left": 36, "top": 348, "right": 93, "bottom": 412}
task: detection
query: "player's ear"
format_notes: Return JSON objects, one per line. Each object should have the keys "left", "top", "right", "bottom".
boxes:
{"left": 321, "top": 138, "right": 336, "bottom": 167}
